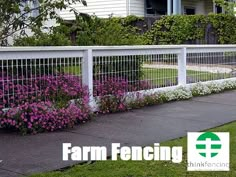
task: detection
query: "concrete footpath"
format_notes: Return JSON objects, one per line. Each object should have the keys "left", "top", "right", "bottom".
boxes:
{"left": 0, "top": 91, "right": 236, "bottom": 177}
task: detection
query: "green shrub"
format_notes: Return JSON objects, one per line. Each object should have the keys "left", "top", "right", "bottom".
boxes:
{"left": 14, "top": 31, "right": 72, "bottom": 46}
{"left": 146, "top": 14, "right": 236, "bottom": 45}
{"left": 208, "top": 14, "right": 236, "bottom": 44}
{"left": 73, "top": 15, "right": 146, "bottom": 46}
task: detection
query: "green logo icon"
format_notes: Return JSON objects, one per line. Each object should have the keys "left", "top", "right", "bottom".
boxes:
{"left": 196, "top": 132, "right": 221, "bottom": 158}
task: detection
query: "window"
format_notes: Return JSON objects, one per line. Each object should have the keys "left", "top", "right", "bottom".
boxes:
{"left": 215, "top": 5, "right": 223, "bottom": 14}
{"left": 184, "top": 7, "right": 195, "bottom": 15}
{"left": 146, "top": 0, "right": 167, "bottom": 15}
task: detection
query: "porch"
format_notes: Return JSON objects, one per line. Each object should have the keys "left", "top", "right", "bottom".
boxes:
{"left": 146, "top": 0, "right": 216, "bottom": 16}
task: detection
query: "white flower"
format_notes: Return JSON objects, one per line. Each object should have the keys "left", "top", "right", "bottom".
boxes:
{"left": 191, "top": 82, "right": 211, "bottom": 96}
{"left": 223, "top": 80, "right": 236, "bottom": 90}
{"left": 161, "top": 86, "right": 192, "bottom": 101}
{"left": 173, "top": 86, "right": 192, "bottom": 100}
{"left": 207, "top": 82, "right": 224, "bottom": 93}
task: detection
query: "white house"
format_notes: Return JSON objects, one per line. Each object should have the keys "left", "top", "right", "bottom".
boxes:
{"left": 60, "top": 0, "right": 236, "bottom": 20}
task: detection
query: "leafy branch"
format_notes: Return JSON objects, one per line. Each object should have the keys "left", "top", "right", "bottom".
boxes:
{"left": 0, "top": 0, "right": 87, "bottom": 45}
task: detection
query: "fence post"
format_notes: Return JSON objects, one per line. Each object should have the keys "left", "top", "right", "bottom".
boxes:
{"left": 82, "top": 49, "right": 94, "bottom": 107}
{"left": 178, "top": 47, "right": 187, "bottom": 86}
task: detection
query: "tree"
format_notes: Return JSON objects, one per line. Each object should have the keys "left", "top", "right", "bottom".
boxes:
{"left": 0, "top": 0, "right": 87, "bottom": 45}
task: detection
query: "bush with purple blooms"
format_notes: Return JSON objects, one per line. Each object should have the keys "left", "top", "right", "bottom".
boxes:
{"left": 94, "top": 77, "right": 129, "bottom": 113}
{"left": 0, "top": 101, "right": 91, "bottom": 135}
{"left": 0, "top": 74, "right": 91, "bottom": 135}
{"left": 0, "top": 74, "right": 152, "bottom": 134}
{"left": 94, "top": 77, "right": 151, "bottom": 113}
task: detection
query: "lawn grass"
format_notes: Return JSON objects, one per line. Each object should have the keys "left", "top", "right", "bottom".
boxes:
{"left": 142, "top": 68, "right": 228, "bottom": 86}
{"left": 30, "top": 122, "right": 236, "bottom": 177}
{"left": 64, "top": 66, "right": 82, "bottom": 75}
{"left": 65, "top": 66, "right": 228, "bottom": 86}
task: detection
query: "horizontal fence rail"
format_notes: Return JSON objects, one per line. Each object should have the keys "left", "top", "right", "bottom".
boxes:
{"left": 1, "top": 45, "right": 236, "bottom": 109}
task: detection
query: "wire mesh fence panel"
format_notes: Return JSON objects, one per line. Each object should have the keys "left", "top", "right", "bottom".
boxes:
{"left": 0, "top": 57, "right": 82, "bottom": 109}
{"left": 93, "top": 53, "right": 178, "bottom": 96}
{"left": 186, "top": 52, "right": 236, "bottom": 84}
{"left": 1, "top": 46, "right": 236, "bottom": 109}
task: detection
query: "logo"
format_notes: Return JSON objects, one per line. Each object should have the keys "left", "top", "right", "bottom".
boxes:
{"left": 196, "top": 132, "right": 221, "bottom": 158}
{"left": 188, "top": 132, "right": 230, "bottom": 171}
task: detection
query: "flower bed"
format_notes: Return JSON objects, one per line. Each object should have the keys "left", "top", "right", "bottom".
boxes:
{"left": 97, "top": 79, "right": 236, "bottom": 113}
{"left": 0, "top": 74, "right": 91, "bottom": 134}
{"left": 0, "top": 74, "right": 150, "bottom": 134}
{"left": 94, "top": 77, "right": 151, "bottom": 113}
{"left": 1, "top": 73, "right": 236, "bottom": 135}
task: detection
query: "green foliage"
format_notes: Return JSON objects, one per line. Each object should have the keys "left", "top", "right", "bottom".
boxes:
{"left": 146, "top": 15, "right": 207, "bottom": 44}
{"left": 14, "top": 31, "right": 72, "bottom": 46}
{"left": 146, "top": 14, "right": 236, "bottom": 45}
{"left": 214, "top": 0, "right": 236, "bottom": 15}
{"left": 122, "top": 15, "right": 144, "bottom": 26}
{"left": 74, "top": 15, "right": 146, "bottom": 46}
{"left": 15, "top": 15, "right": 146, "bottom": 46}
{"left": 0, "top": 0, "right": 86, "bottom": 45}
{"left": 16, "top": 14, "right": 236, "bottom": 46}
{"left": 208, "top": 14, "right": 236, "bottom": 44}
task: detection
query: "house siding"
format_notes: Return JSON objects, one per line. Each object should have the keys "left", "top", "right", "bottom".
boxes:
{"left": 60, "top": 0, "right": 127, "bottom": 19}
{"left": 129, "top": 0, "right": 145, "bottom": 16}
{"left": 205, "top": 0, "right": 214, "bottom": 14}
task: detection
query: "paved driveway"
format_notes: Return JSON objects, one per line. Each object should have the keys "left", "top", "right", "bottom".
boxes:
{"left": 0, "top": 90, "right": 236, "bottom": 177}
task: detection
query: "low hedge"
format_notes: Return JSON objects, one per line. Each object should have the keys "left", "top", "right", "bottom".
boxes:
{"left": 146, "top": 14, "right": 236, "bottom": 45}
